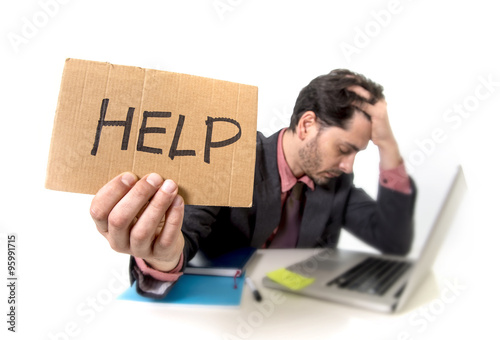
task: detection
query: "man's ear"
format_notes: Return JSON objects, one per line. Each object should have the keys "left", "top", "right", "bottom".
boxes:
{"left": 297, "top": 111, "right": 318, "bottom": 140}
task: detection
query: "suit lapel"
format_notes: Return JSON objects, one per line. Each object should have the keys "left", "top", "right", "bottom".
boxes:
{"left": 249, "top": 131, "right": 283, "bottom": 248}
{"left": 251, "top": 178, "right": 282, "bottom": 247}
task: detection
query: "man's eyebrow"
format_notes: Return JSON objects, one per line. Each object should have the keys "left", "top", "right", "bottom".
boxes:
{"left": 345, "top": 142, "right": 361, "bottom": 152}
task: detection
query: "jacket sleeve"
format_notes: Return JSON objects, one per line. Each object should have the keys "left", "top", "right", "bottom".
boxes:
{"left": 342, "top": 177, "right": 417, "bottom": 256}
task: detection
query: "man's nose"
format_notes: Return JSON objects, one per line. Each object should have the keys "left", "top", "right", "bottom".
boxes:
{"left": 339, "top": 154, "right": 356, "bottom": 174}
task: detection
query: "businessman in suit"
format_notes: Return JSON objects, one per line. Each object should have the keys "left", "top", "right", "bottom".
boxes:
{"left": 90, "top": 69, "right": 416, "bottom": 297}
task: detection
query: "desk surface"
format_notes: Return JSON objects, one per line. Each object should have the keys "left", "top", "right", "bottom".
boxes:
{"left": 77, "top": 247, "right": 481, "bottom": 340}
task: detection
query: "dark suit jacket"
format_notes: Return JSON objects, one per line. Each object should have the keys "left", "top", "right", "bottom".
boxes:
{"left": 131, "top": 130, "right": 417, "bottom": 297}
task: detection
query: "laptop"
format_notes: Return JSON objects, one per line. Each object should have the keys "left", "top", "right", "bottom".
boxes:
{"left": 262, "top": 166, "right": 466, "bottom": 313}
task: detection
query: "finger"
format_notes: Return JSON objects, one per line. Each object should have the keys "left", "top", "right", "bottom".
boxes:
{"left": 345, "top": 86, "right": 373, "bottom": 117}
{"left": 90, "top": 172, "right": 138, "bottom": 235}
{"left": 153, "top": 195, "right": 185, "bottom": 256}
{"left": 347, "top": 85, "right": 372, "bottom": 102}
{"left": 107, "top": 173, "right": 164, "bottom": 253}
{"left": 129, "top": 179, "right": 179, "bottom": 258}
{"left": 350, "top": 98, "right": 374, "bottom": 121}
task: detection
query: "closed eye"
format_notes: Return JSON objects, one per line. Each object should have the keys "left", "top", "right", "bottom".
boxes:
{"left": 339, "top": 146, "right": 351, "bottom": 155}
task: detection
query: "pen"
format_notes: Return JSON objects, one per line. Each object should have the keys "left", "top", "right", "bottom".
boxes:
{"left": 245, "top": 277, "right": 262, "bottom": 302}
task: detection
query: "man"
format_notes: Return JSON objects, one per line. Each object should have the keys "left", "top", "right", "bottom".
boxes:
{"left": 90, "top": 69, "right": 416, "bottom": 298}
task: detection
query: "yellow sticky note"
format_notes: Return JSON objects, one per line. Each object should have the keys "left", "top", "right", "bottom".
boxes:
{"left": 266, "top": 268, "right": 315, "bottom": 291}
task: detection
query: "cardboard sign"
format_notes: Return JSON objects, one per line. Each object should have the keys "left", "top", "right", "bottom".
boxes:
{"left": 45, "top": 58, "right": 258, "bottom": 207}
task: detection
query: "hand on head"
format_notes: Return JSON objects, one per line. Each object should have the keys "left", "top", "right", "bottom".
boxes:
{"left": 347, "top": 85, "right": 403, "bottom": 170}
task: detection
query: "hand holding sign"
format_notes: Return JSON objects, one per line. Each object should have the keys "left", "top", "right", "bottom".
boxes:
{"left": 90, "top": 172, "right": 185, "bottom": 272}
{"left": 47, "top": 59, "right": 258, "bottom": 272}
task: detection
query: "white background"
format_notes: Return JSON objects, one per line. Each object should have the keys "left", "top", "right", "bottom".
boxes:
{"left": 0, "top": 0, "right": 499, "bottom": 339}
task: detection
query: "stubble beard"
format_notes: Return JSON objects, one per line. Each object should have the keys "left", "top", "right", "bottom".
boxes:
{"left": 298, "top": 136, "right": 329, "bottom": 185}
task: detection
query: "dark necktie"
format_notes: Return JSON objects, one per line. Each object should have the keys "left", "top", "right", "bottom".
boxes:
{"left": 268, "top": 181, "right": 306, "bottom": 248}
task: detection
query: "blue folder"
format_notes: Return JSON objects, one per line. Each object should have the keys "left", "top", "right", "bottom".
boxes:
{"left": 118, "top": 272, "right": 246, "bottom": 306}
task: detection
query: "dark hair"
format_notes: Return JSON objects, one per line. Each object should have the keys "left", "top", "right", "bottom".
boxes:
{"left": 289, "top": 69, "right": 384, "bottom": 132}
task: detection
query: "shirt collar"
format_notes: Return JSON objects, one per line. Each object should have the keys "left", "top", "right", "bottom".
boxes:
{"left": 277, "top": 128, "right": 315, "bottom": 193}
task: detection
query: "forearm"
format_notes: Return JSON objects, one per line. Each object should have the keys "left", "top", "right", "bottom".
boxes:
{"left": 376, "top": 132, "right": 403, "bottom": 170}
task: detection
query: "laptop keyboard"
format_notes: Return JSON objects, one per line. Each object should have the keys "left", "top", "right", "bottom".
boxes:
{"left": 326, "top": 257, "right": 411, "bottom": 296}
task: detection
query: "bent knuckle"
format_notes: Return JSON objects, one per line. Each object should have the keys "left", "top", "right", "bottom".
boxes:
{"left": 167, "top": 214, "right": 183, "bottom": 229}
{"left": 131, "top": 229, "right": 151, "bottom": 244}
{"left": 156, "top": 236, "right": 175, "bottom": 250}
{"left": 157, "top": 227, "right": 181, "bottom": 249}
{"left": 89, "top": 203, "right": 108, "bottom": 222}
{"left": 147, "top": 198, "right": 169, "bottom": 214}
{"left": 133, "top": 182, "right": 155, "bottom": 200}
{"left": 166, "top": 206, "right": 184, "bottom": 228}
{"left": 107, "top": 212, "right": 131, "bottom": 230}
